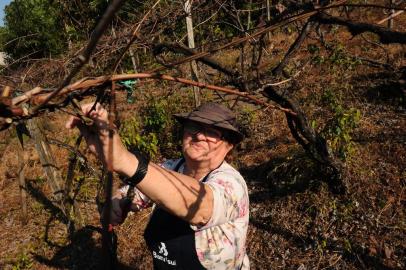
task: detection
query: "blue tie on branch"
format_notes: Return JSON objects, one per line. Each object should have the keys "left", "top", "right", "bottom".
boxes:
{"left": 117, "top": 79, "right": 138, "bottom": 103}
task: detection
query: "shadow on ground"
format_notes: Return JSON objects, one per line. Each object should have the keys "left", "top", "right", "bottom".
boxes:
{"left": 356, "top": 70, "right": 405, "bottom": 108}
{"left": 241, "top": 151, "right": 400, "bottom": 269}
{"left": 26, "top": 181, "right": 133, "bottom": 270}
{"left": 250, "top": 215, "right": 397, "bottom": 270}
{"left": 240, "top": 153, "right": 324, "bottom": 203}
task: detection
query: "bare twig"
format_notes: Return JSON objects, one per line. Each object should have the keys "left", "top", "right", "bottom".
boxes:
{"left": 112, "top": 0, "right": 161, "bottom": 73}
{"left": 30, "top": 73, "right": 297, "bottom": 115}
{"left": 3, "top": 33, "right": 39, "bottom": 47}
{"left": 16, "top": 128, "right": 28, "bottom": 224}
{"left": 267, "top": 60, "right": 309, "bottom": 86}
{"left": 376, "top": 10, "right": 404, "bottom": 25}
{"left": 153, "top": 43, "right": 238, "bottom": 78}
{"left": 47, "top": 138, "right": 100, "bottom": 179}
{"left": 177, "top": 0, "right": 227, "bottom": 43}
{"left": 272, "top": 20, "right": 314, "bottom": 76}
{"left": 0, "top": 50, "right": 41, "bottom": 72}
{"left": 0, "top": 72, "right": 300, "bottom": 132}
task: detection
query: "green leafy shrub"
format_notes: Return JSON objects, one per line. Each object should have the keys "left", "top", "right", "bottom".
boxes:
{"left": 12, "top": 251, "right": 33, "bottom": 270}
{"left": 119, "top": 116, "right": 159, "bottom": 158}
{"left": 143, "top": 100, "right": 170, "bottom": 134}
{"left": 328, "top": 43, "right": 361, "bottom": 69}
{"left": 237, "top": 105, "right": 258, "bottom": 138}
{"left": 309, "top": 43, "right": 361, "bottom": 69}
{"left": 321, "top": 89, "right": 361, "bottom": 160}
{"left": 119, "top": 96, "right": 187, "bottom": 159}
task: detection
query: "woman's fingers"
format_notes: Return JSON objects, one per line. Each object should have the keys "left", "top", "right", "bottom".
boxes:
{"left": 65, "top": 102, "right": 104, "bottom": 129}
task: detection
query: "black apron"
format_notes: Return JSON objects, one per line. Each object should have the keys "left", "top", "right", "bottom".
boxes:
{"left": 144, "top": 159, "right": 207, "bottom": 270}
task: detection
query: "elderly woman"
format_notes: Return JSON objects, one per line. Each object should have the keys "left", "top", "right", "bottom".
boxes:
{"left": 66, "top": 102, "right": 250, "bottom": 269}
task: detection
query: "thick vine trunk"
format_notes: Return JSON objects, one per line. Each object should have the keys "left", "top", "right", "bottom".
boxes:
{"left": 263, "top": 85, "right": 346, "bottom": 194}
{"left": 316, "top": 13, "right": 406, "bottom": 44}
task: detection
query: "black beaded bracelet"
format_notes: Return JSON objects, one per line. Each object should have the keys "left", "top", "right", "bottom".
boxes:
{"left": 121, "top": 149, "right": 150, "bottom": 187}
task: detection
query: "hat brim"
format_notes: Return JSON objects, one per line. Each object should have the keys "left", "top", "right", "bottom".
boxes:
{"left": 174, "top": 112, "right": 244, "bottom": 143}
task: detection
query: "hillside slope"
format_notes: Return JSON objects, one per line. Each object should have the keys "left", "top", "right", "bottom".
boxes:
{"left": 0, "top": 1, "right": 405, "bottom": 269}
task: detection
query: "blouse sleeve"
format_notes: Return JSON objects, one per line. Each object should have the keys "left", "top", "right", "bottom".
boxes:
{"left": 191, "top": 168, "right": 249, "bottom": 230}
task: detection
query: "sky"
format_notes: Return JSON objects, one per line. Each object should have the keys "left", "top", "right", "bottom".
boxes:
{"left": 0, "top": 0, "right": 11, "bottom": 26}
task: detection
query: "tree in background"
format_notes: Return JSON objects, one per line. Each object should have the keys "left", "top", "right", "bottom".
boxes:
{"left": 1, "top": 0, "right": 66, "bottom": 59}
{"left": 59, "top": 0, "right": 109, "bottom": 43}
{"left": 0, "top": 0, "right": 152, "bottom": 61}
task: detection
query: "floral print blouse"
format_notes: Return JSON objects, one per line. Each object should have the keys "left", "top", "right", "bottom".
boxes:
{"left": 119, "top": 159, "right": 250, "bottom": 269}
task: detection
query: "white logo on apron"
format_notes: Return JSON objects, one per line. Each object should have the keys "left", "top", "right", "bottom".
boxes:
{"left": 159, "top": 242, "right": 168, "bottom": 256}
{"left": 153, "top": 242, "right": 176, "bottom": 266}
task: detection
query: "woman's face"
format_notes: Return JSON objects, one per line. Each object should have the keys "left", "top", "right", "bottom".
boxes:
{"left": 182, "top": 121, "right": 233, "bottom": 163}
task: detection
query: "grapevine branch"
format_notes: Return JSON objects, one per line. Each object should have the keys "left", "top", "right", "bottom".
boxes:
{"left": 3, "top": 1, "right": 362, "bottom": 129}
{"left": 263, "top": 85, "right": 346, "bottom": 194}
{"left": 323, "top": 3, "right": 406, "bottom": 11}
{"left": 315, "top": 12, "right": 406, "bottom": 44}
{"left": 0, "top": 73, "right": 297, "bottom": 131}
{"left": 272, "top": 20, "right": 314, "bottom": 76}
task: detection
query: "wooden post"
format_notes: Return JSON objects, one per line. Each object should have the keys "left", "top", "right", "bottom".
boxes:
{"left": 27, "top": 119, "right": 65, "bottom": 205}
{"left": 388, "top": 0, "right": 394, "bottom": 29}
{"left": 247, "top": 0, "right": 252, "bottom": 30}
{"left": 111, "top": 26, "right": 123, "bottom": 74}
{"left": 16, "top": 131, "right": 28, "bottom": 224}
{"left": 128, "top": 46, "right": 138, "bottom": 73}
{"left": 266, "top": 0, "right": 271, "bottom": 43}
{"left": 184, "top": 0, "right": 201, "bottom": 107}
{"left": 266, "top": 0, "right": 271, "bottom": 22}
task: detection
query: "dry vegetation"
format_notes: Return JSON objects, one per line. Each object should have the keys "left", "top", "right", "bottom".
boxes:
{"left": 0, "top": 1, "right": 405, "bottom": 269}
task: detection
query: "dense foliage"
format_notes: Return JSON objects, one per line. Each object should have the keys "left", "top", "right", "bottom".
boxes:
{"left": 1, "top": 0, "right": 66, "bottom": 59}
